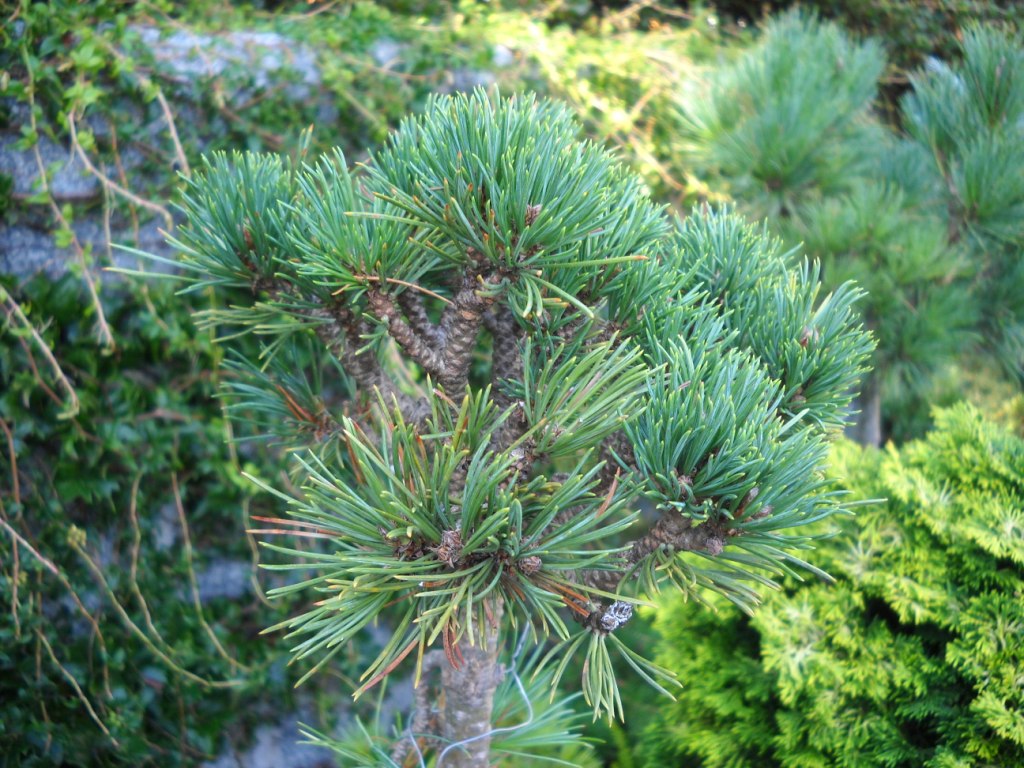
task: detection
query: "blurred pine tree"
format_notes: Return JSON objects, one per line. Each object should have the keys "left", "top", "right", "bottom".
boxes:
{"left": 675, "top": 14, "right": 1023, "bottom": 444}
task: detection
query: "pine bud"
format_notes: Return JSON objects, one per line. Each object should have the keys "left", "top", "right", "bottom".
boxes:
{"left": 596, "top": 601, "right": 633, "bottom": 632}
{"left": 517, "top": 555, "right": 543, "bottom": 575}
{"left": 525, "top": 203, "right": 542, "bottom": 227}
{"left": 800, "top": 326, "right": 820, "bottom": 347}
{"left": 431, "top": 529, "right": 464, "bottom": 569}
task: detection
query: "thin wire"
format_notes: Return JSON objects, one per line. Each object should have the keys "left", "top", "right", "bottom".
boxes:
{"left": 395, "top": 668, "right": 431, "bottom": 768}
{"left": 435, "top": 627, "right": 535, "bottom": 767}
{"left": 407, "top": 715, "right": 427, "bottom": 768}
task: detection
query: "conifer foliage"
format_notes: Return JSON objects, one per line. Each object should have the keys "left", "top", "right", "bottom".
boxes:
{"left": 902, "top": 24, "right": 1024, "bottom": 384}
{"left": 641, "top": 403, "right": 1024, "bottom": 767}
{"left": 167, "top": 90, "right": 872, "bottom": 765}
{"left": 676, "top": 15, "right": 1024, "bottom": 444}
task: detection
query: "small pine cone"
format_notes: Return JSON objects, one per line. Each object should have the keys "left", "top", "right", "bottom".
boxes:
{"left": 597, "top": 601, "right": 634, "bottom": 633}
{"left": 517, "top": 555, "right": 543, "bottom": 575}
{"left": 432, "top": 529, "right": 464, "bottom": 569}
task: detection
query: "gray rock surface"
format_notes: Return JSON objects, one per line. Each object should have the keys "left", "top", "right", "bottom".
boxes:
{"left": 0, "top": 219, "right": 175, "bottom": 281}
{"left": 0, "top": 24, "right": 330, "bottom": 284}
{"left": 442, "top": 68, "right": 497, "bottom": 94}
{"left": 370, "top": 38, "right": 405, "bottom": 68}
{"left": 202, "top": 697, "right": 336, "bottom": 768}
{"left": 152, "top": 502, "right": 180, "bottom": 552}
{"left": 134, "top": 26, "right": 321, "bottom": 102}
{"left": 196, "top": 557, "right": 253, "bottom": 602}
{"left": 492, "top": 44, "right": 516, "bottom": 68}
{"left": 0, "top": 131, "right": 100, "bottom": 202}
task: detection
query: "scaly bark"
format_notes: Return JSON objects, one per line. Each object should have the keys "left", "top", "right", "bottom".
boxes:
{"left": 366, "top": 289, "right": 444, "bottom": 375}
{"left": 439, "top": 601, "right": 504, "bottom": 768}
{"left": 584, "top": 509, "right": 729, "bottom": 593}
{"left": 487, "top": 307, "right": 528, "bottom": 454}
{"left": 438, "top": 273, "right": 502, "bottom": 396}
{"left": 397, "top": 289, "right": 446, "bottom": 348}
{"left": 261, "top": 279, "right": 398, "bottom": 403}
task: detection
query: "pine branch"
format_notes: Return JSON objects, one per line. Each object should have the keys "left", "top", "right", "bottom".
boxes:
{"left": 487, "top": 307, "right": 524, "bottom": 408}
{"left": 397, "top": 290, "right": 446, "bottom": 349}
{"left": 366, "top": 289, "right": 444, "bottom": 375}
{"left": 597, "top": 430, "right": 635, "bottom": 493}
{"left": 247, "top": 271, "right": 396, "bottom": 403}
{"left": 308, "top": 302, "right": 396, "bottom": 401}
{"left": 583, "top": 510, "right": 728, "bottom": 594}
{"left": 437, "top": 269, "right": 504, "bottom": 395}
{"left": 487, "top": 307, "right": 529, "bottom": 454}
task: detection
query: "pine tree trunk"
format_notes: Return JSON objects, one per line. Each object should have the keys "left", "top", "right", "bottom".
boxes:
{"left": 850, "top": 374, "right": 883, "bottom": 447}
{"left": 439, "top": 602, "right": 504, "bottom": 767}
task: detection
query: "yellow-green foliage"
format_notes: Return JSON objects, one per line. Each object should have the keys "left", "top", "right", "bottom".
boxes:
{"left": 640, "top": 403, "right": 1024, "bottom": 767}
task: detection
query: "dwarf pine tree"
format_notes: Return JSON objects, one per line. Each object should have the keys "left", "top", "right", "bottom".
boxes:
{"left": 676, "top": 15, "right": 1024, "bottom": 444}
{"left": 164, "top": 90, "right": 872, "bottom": 766}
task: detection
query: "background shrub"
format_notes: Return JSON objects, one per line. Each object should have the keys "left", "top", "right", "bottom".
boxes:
{"left": 0, "top": 275, "right": 323, "bottom": 765}
{"left": 640, "top": 402, "right": 1024, "bottom": 767}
